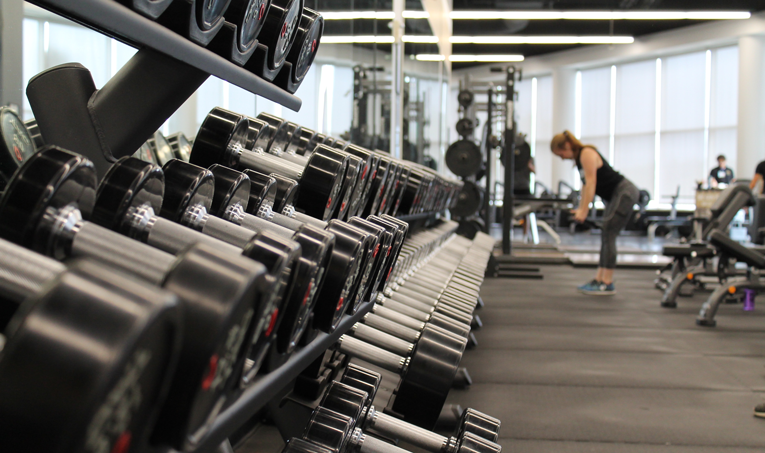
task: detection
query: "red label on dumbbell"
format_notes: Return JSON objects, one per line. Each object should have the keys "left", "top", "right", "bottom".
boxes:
{"left": 336, "top": 297, "right": 345, "bottom": 311}
{"left": 303, "top": 281, "right": 313, "bottom": 306}
{"left": 111, "top": 431, "right": 132, "bottom": 453}
{"left": 201, "top": 354, "right": 219, "bottom": 391}
{"left": 374, "top": 244, "right": 380, "bottom": 258}
{"left": 265, "top": 308, "right": 279, "bottom": 337}
{"left": 362, "top": 166, "right": 368, "bottom": 180}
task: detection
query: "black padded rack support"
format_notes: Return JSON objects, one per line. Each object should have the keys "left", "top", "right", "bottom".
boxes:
{"left": 154, "top": 300, "right": 375, "bottom": 453}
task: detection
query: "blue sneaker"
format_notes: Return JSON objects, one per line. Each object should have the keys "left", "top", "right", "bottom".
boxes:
{"left": 577, "top": 279, "right": 601, "bottom": 292}
{"left": 579, "top": 281, "right": 616, "bottom": 296}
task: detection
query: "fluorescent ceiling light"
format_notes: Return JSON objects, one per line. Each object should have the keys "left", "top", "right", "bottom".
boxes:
{"left": 320, "top": 35, "right": 395, "bottom": 44}
{"left": 417, "top": 54, "right": 526, "bottom": 62}
{"left": 403, "top": 35, "right": 440, "bottom": 43}
{"left": 449, "top": 54, "right": 525, "bottom": 62}
{"left": 415, "top": 54, "right": 447, "bottom": 61}
{"left": 321, "top": 35, "right": 438, "bottom": 44}
{"left": 450, "top": 35, "right": 634, "bottom": 44}
{"left": 449, "top": 10, "right": 751, "bottom": 20}
{"left": 320, "top": 11, "right": 429, "bottom": 20}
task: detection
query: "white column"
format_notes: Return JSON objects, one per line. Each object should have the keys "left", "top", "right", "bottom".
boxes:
{"left": 737, "top": 35, "right": 765, "bottom": 178}
{"left": 169, "top": 92, "right": 199, "bottom": 138}
{"left": 552, "top": 66, "right": 577, "bottom": 187}
{"left": 389, "top": 0, "right": 405, "bottom": 159}
{"left": 1, "top": 0, "right": 24, "bottom": 109}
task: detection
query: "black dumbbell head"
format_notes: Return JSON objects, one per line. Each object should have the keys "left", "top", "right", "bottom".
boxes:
{"left": 0, "top": 146, "right": 96, "bottom": 252}
{"left": 196, "top": 0, "right": 233, "bottom": 31}
{"left": 291, "top": 9, "right": 323, "bottom": 83}
{"left": 340, "top": 363, "right": 382, "bottom": 402}
{"left": 93, "top": 157, "right": 165, "bottom": 235}
{"left": 159, "top": 160, "right": 215, "bottom": 222}
{"left": 319, "top": 381, "right": 370, "bottom": 422}
{"left": 208, "top": 164, "right": 252, "bottom": 216}
{"left": 302, "top": 406, "right": 354, "bottom": 453}
{"left": 0, "top": 107, "right": 36, "bottom": 191}
{"left": 190, "top": 108, "right": 250, "bottom": 169}
{"left": 243, "top": 170, "right": 278, "bottom": 213}
{"left": 226, "top": 0, "right": 272, "bottom": 52}
{"left": 271, "top": 173, "right": 300, "bottom": 212}
{"left": 167, "top": 132, "right": 193, "bottom": 161}
{"left": 258, "top": 0, "right": 305, "bottom": 70}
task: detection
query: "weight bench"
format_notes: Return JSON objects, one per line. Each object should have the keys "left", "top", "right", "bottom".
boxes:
{"left": 697, "top": 230, "right": 765, "bottom": 327}
{"left": 656, "top": 184, "right": 756, "bottom": 293}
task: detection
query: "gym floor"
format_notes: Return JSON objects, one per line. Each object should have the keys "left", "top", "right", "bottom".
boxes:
{"left": 446, "top": 264, "right": 765, "bottom": 452}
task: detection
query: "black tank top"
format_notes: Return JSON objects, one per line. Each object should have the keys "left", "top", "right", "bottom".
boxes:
{"left": 576, "top": 147, "right": 624, "bottom": 202}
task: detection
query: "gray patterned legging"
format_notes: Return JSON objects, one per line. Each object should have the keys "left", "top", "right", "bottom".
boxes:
{"left": 600, "top": 179, "right": 640, "bottom": 269}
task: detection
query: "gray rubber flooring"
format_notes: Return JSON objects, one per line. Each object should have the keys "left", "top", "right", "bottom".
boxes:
{"left": 444, "top": 265, "right": 765, "bottom": 452}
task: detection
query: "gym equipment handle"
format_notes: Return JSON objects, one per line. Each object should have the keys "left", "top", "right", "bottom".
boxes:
{"left": 371, "top": 305, "right": 425, "bottom": 331}
{"left": 73, "top": 222, "right": 175, "bottom": 286}
{"left": 336, "top": 335, "right": 406, "bottom": 373}
{"left": 147, "top": 217, "right": 244, "bottom": 256}
{"left": 0, "top": 240, "right": 65, "bottom": 302}
{"left": 351, "top": 428, "right": 411, "bottom": 453}
{"left": 350, "top": 323, "right": 413, "bottom": 357}
{"left": 367, "top": 410, "right": 447, "bottom": 453}
{"left": 362, "top": 314, "right": 420, "bottom": 343}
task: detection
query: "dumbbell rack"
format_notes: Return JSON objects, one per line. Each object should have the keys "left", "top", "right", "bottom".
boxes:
{"left": 25, "top": 0, "right": 300, "bottom": 176}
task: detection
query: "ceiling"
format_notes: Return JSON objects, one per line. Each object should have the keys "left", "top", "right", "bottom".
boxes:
{"left": 311, "top": 0, "right": 765, "bottom": 68}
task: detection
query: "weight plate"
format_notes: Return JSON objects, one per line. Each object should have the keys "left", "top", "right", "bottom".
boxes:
{"left": 450, "top": 181, "right": 484, "bottom": 218}
{"left": 259, "top": 0, "right": 304, "bottom": 70}
{"left": 0, "top": 146, "right": 97, "bottom": 253}
{"left": 445, "top": 140, "right": 482, "bottom": 177}
{"left": 159, "top": 160, "right": 215, "bottom": 222}
{"left": 0, "top": 107, "right": 36, "bottom": 192}
{"left": 227, "top": 0, "right": 271, "bottom": 52}
{"left": 456, "top": 218, "right": 485, "bottom": 240}
{"left": 189, "top": 108, "right": 250, "bottom": 170}
{"left": 455, "top": 118, "right": 475, "bottom": 137}
{"left": 93, "top": 157, "right": 164, "bottom": 234}
{"left": 457, "top": 89, "right": 474, "bottom": 108}
{"left": 196, "top": 0, "right": 233, "bottom": 31}
{"left": 271, "top": 173, "right": 300, "bottom": 212}
{"left": 290, "top": 9, "right": 323, "bottom": 83}
{"left": 135, "top": 142, "right": 158, "bottom": 164}
{"left": 167, "top": 132, "right": 193, "bottom": 161}
{"left": 243, "top": 169, "right": 278, "bottom": 212}
{"left": 148, "top": 131, "right": 176, "bottom": 166}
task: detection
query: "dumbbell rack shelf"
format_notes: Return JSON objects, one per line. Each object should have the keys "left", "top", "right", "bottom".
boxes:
{"left": 152, "top": 301, "right": 375, "bottom": 453}
{"left": 27, "top": 0, "right": 301, "bottom": 111}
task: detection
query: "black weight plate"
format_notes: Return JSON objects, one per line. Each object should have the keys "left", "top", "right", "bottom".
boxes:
{"left": 93, "top": 157, "right": 164, "bottom": 234}
{"left": 303, "top": 406, "right": 354, "bottom": 453}
{"left": 346, "top": 217, "right": 390, "bottom": 303}
{"left": 151, "top": 242, "right": 265, "bottom": 450}
{"left": 296, "top": 147, "right": 347, "bottom": 221}
{"left": 0, "top": 260, "right": 181, "bottom": 453}
{"left": 23, "top": 118, "right": 45, "bottom": 150}
{"left": 344, "top": 145, "right": 380, "bottom": 217}
{"left": 455, "top": 118, "right": 475, "bottom": 137}
{"left": 319, "top": 381, "right": 369, "bottom": 422}
{"left": 148, "top": 131, "right": 177, "bottom": 166}
{"left": 450, "top": 181, "right": 484, "bottom": 218}
{"left": 326, "top": 221, "right": 372, "bottom": 315}
{"left": 343, "top": 225, "right": 378, "bottom": 312}
{"left": 287, "top": 127, "right": 317, "bottom": 156}
{"left": 0, "top": 146, "right": 96, "bottom": 253}
{"left": 259, "top": 0, "right": 304, "bottom": 70}
{"left": 388, "top": 167, "right": 410, "bottom": 216}
{"left": 283, "top": 8, "right": 322, "bottom": 85}
{"left": 189, "top": 108, "right": 249, "bottom": 169}
{"left": 243, "top": 169, "right": 278, "bottom": 212}
{"left": 271, "top": 173, "right": 300, "bottom": 212}
{"left": 340, "top": 363, "right": 382, "bottom": 402}
{"left": 362, "top": 157, "right": 391, "bottom": 217}
{"left": 445, "top": 140, "right": 482, "bottom": 177}
{"left": 197, "top": 0, "right": 233, "bottom": 31}
{"left": 160, "top": 160, "right": 215, "bottom": 222}
{"left": 0, "top": 108, "right": 35, "bottom": 191}
{"left": 365, "top": 216, "right": 404, "bottom": 292}
{"left": 334, "top": 154, "right": 362, "bottom": 221}
{"left": 208, "top": 164, "right": 252, "bottom": 215}
{"left": 392, "top": 325, "right": 465, "bottom": 429}
{"left": 226, "top": 0, "right": 271, "bottom": 52}
{"left": 456, "top": 218, "right": 485, "bottom": 240}
{"left": 457, "top": 89, "right": 474, "bottom": 108}
{"left": 167, "top": 132, "right": 193, "bottom": 161}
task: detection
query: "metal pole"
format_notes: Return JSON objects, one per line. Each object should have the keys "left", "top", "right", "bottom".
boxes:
{"left": 502, "top": 66, "right": 517, "bottom": 255}
{"left": 484, "top": 87, "right": 493, "bottom": 233}
{"left": 390, "top": 0, "right": 405, "bottom": 159}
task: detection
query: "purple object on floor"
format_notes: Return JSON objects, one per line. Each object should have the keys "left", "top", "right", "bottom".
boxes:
{"left": 743, "top": 289, "right": 756, "bottom": 311}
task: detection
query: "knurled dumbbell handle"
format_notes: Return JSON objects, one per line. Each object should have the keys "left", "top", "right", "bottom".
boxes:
{"left": 336, "top": 335, "right": 406, "bottom": 373}
{"left": 351, "top": 323, "right": 413, "bottom": 356}
{"left": 363, "top": 314, "right": 420, "bottom": 342}
{"left": 0, "top": 239, "right": 65, "bottom": 302}
{"left": 201, "top": 215, "right": 260, "bottom": 249}
{"left": 240, "top": 149, "right": 303, "bottom": 181}
{"left": 367, "top": 411, "right": 448, "bottom": 453}
{"left": 72, "top": 222, "right": 175, "bottom": 286}
{"left": 146, "top": 217, "right": 244, "bottom": 257}
{"left": 351, "top": 428, "right": 411, "bottom": 453}
{"left": 371, "top": 305, "right": 426, "bottom": 330}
